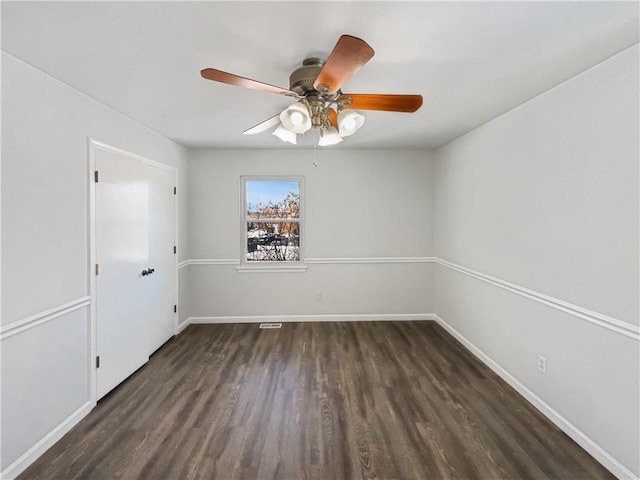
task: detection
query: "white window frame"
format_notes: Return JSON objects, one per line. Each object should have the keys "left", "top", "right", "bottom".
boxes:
{"left": 237, "top": 175, "right": 306, "bottom": 273}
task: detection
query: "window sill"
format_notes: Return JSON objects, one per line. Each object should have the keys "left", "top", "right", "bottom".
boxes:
{"left": 236, "top": 264, "right": 308, "bottom": 273}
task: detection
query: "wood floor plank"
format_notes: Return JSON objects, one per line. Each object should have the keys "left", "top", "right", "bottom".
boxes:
{"left": 19, "top": 321, "right": 615, "bottom": 480}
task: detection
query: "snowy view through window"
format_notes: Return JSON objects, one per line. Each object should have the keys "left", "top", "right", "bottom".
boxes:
{"left": 245, "top": 180, "right": 300, "bottom": 262}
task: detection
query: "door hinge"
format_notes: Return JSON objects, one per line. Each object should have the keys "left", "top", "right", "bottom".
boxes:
{"left": 95, "top": 263, "right": 100, "bottom": 276}
{"left": 96, "top": 356, "right": 100, "bottom": 368}
{"left": 94, "top": 170, "right": 99, "bottom": 183}
{"left": 173, "top": 246, "right": 177, "bottom": 254}
{"left": 174, "top": 304, "right": 177, "bottom": 313}
{"left": 173, "top": 186, "right": 177, "bottom": 195}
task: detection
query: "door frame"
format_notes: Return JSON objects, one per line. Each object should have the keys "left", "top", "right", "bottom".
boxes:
{"left": 87, "top": 138, "right": 178, "bottom": 404}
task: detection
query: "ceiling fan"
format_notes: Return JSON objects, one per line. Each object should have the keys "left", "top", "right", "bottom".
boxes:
{"left": 201, "top": 34, "right": 423, "bottom": 146}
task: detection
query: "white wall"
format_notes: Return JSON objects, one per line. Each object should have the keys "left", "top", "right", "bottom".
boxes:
{"left": 0, "top": 53, "right": 186, "bottom": 476}
{"left": 3, "top": 39, "right": 637, "bottom": 480}
{"left": 182, "top": 149, "right": 434, "bottom": 324}
{"left": 433, "top": 45, "right": 639, "bottom": 478}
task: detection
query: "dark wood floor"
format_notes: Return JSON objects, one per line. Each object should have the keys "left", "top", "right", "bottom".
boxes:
{"left": 20, "top": 321, "right": 614, "bottom": 480}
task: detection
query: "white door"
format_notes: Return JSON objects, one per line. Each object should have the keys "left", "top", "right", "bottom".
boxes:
{"left": 95, "top": 148, "right": 176, "bottom": 399}
{"left": 147, "top": 165, "right": 176, "bottom": 354}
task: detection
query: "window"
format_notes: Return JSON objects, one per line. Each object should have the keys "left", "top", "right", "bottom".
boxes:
{"left": 242, "top": 177, "right": 302, "bottom": 264}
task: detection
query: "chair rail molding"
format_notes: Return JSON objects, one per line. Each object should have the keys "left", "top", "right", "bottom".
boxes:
{"left": 178, "top": 258, "right": 240, "bottom": 269}
{"left": 177, "top": 256, "right": 637, "bottom": 340}
{"left": 305, "top": 257, "right": 436, "bottom": 264}
{"left": 433, "top": 257, "right": 639, "bottom": 341}
{"left": 0, "top": 296, "right": 91, "bottom": 340}
{"left": 178, "top": 256, "right": 435, "bottom": 268}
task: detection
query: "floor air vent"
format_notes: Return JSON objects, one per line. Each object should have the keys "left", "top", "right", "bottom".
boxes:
{"left": 259, "top": 323, "right": 282, "bottom": 329}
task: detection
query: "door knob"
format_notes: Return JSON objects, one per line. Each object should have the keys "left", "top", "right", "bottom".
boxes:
{"left": 141, "top": 268, "right": 155, "bottom": 276}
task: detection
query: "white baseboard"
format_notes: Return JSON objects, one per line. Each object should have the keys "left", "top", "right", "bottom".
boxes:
{"left": 432, "top": 314, "right": 636, "bottom": 480}
{"left": 185, "top": 313, "right": 435, "bottom": 325}
{"left": 1, "top": 401, "right": 94, "bottom": 480}
{"left": 177, "top": 317, "right": 191, "bottom": 333}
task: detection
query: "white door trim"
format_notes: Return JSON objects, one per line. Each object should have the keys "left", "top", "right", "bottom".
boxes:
{"left": 87, "top": 138, "right": 178, "bottom": 404}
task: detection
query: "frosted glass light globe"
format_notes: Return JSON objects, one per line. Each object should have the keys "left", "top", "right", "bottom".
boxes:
{"left": 337, "top": 110, "right": 365, "bottom": 137}
{"left": 290, "top": 111, "right": 304, "bottom": 126}
{"left": 280, "top": 103, "right": 312, "bottom": 134}
{"left": 342, "top": 116, "right": 356, "bottom": 130}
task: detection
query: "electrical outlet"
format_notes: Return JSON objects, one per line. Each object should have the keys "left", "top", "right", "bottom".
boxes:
{"left": 315, "top": 292, "right": 322, "bottom": 301}
{"left": 537, "top": 355, "right": 547, "bottom": 374}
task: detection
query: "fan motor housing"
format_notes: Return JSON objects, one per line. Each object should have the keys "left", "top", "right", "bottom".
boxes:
{"left": 289, "top": 58, "right": 325, "bottom": 95}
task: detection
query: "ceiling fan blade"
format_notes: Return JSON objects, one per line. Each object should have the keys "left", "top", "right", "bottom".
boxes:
{"left": 201, "top": 68, "right": 299, "bottom": 97}
{"left": 313, "top": 35, "right": 375, "bottom": 94}
{"left": 242, "top": 114, "right": 281, "bottom": 135}
{"left": 339, "top": 94, "right": 423, "bottom": 113}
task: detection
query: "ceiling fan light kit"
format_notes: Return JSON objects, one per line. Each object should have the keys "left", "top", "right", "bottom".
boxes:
{"left": 201, "top": 34, "right": 423, "bottom": 146}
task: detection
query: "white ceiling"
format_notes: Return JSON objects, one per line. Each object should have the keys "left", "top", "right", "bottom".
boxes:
{"left": 2, "top": 1, "right": 638, "bottom": 150}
